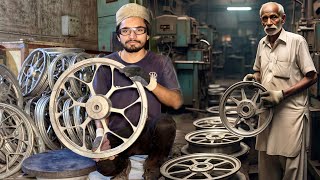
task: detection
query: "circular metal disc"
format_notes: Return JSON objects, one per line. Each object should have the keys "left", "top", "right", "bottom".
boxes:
{"left": 181, "top": 142, "right": 250, "bottom": 158}
{"left": 17, "top": 49, "right": 49, "bottom": 97}
{"left": 0, "top": 103, "right": 34, "bottom": 179}
{"left": 0, "top": 64, "right": 23, "bottom": 108}
{"left": 49, "top": 58, "right": 148, "bottom": 159}
{"left": 219, "top": 81, "right": 273, "bottom": 137}
{"left": 193, "top": 116, "right": 237, "bottom": 130}
{"left": 206, "top": 106, "right": 238, "bottom": 117}
{"left": 160, "top": 153, "right": 241, "bottom": 180}
{"left": 184, "top": 129, "right": 243, "bottom": 155}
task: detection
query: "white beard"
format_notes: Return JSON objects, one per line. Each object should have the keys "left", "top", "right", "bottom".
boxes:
{"left": 264, "top": 24, "right": 282, "bottom": 36}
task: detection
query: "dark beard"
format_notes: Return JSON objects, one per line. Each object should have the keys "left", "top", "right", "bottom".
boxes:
{"left": 121, "top": 40, "right": 144, "bottom": 53}
{"left": 123, "top": 45, "right": 144, "bottom": 53}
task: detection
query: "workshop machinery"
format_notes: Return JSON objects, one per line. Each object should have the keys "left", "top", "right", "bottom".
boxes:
{"left": 153, "top": 14, "right": 213, "bottom": 109}
{"left": 295, "top": 0, "right": 320, "bottom": 179}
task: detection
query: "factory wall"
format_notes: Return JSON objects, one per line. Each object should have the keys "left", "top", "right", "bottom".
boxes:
{"left": 0, "top": 0, "right": 98, "bottom": 50}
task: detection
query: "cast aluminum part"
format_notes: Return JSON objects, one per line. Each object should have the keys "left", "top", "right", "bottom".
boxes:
{"left": 35, "top": 95, "right": 61, "bottom": 150}
{"left": 48, "top": 53, "right": 75, "bottom": 89}
{"left": 70, "top": 52, "right": 92, "bottom": 65}
{"left": 29, "top": 120, "right": 47, "bottom": 154}
{"left": 23, "top": 97, "right": 46, "bottom": 153}
{"left": 18, "top": 48, "right": 90, "bottom": 98}
{"left": 208, "top": 87, "right": 225, "bottom": 95}
{"left": 73, "top": 96, "right": 96, "bottom": 146}
{"left": 0, "top": 64, "right": 23, "bottom": 108}
{"left": 193, "top": 116, "right": 236, "bottom": 130}
{"left": 219, "top": 81, "right": 273, "bottom": 137}
{"left": 0, "top": 103, "right": 34, "bottom": 179}
{"left": 182, "top": 129, "right": 243, "bottom": 155}
{"left": 42, "top": 48, "right": 85, "bottom": 57}
{"left": 49, "top": 58, "right": 148, "bottom": 159}
{"left": 17, "top": 49, "right": 50, "bottom": 97}
{"left": 160, "top": 153, "right": 241, "bottom": 180}
{"left": 69, "top": 52, "right": 94, "bottom": 97}
{"left": 206, "top": 106, "right": 237, "bottom": 117}
{"left": 63, "top": 98, "right": 83, "bottom": 145}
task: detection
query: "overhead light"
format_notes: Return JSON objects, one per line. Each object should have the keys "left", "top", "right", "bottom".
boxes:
{"left": 227, "top": 7, "right": 252, "bottom": 11}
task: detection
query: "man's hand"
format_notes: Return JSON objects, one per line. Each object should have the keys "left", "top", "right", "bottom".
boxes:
{"left": 122, "top": 65, "right": 157, "bottom": 91}
{"left": 92, "top": 134, "right": 116, "bottom": 162}
{"left": 243, "top": 74, "right": 255, "bottom": 81}
{"left": 260, "top": 90, "right": 284, "bottom": 107}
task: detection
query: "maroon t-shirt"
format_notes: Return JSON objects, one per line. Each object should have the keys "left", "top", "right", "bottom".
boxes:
{"left": 93, "top": 51, "right": 180, "bottom": 137}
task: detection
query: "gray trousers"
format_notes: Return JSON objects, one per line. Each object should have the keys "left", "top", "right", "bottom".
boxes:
{"left": 258, "top": 117, "right": 308, "bottom": 180}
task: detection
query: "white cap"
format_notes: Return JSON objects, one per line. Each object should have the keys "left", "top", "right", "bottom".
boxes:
{"left": 116, "top": 3, "right": 151, "bottom": 26}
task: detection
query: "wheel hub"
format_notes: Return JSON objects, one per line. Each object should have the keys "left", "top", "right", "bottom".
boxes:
{"left": 237, "top": 100, "right": 256, "bottom": 118}
{"left": 189, "top": 162, "right": 214, "bottom": 172}
{"left": 85, "top": 95, "right": 111, "bottom": 119}
{"left": 206, "top": 133, "right": 225, "bottom": 141}
{"left": 27, "top": 66, "right": 34, "bottom": 77}
{"left": 207, "top": 119, "right": 220, "bottom": 126}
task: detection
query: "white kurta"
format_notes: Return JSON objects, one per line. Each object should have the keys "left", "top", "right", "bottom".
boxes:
{"left": 253, "top": 29, "right": 316, "bottom": 157}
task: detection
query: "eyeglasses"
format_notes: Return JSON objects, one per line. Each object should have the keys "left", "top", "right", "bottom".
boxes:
{"left": 118, "top": 27, "right": 147, "bottom": 36}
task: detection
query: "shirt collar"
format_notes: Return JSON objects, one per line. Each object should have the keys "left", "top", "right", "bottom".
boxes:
{"left": 262, "top": 28, "right": 287, "bottom": 46}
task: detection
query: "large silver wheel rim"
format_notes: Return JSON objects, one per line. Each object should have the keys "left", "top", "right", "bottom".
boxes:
{"left": 219, "top": 81, "right": 273, "bottom": 137}
{"left": 69, "top": 52, "right": 93, "bottom": 97}
{"left": 0, "top": 65, "right": 23, "bottom": 108}
{"left": 49, "top": 58, "right": 148, "bottom": 159}
{"left": 35, "top": 95, "right": 60, "bottom": 150}
{"left": 184, "top": 129, "right": 243, "bottom": 155}
{"left": 206, "top": 106, "right": 238, "bottom": 117}
{"left": 17, "top": 49, "right": 49, "bottom": 97}
{"left": 160, "top": 153, "right": 241, "bottom": 180}
{"left": 48, "top": 53, "right": 74, "bottom": 89}
{"left": 0, "top": 103, "right": 34, "bottom": 179}
{"left": 193, "top": 116, "right": 236, "bottom": 130}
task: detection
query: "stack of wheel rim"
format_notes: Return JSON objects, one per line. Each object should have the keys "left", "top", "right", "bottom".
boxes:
{"left": 17, "top": 48, "right": 90, "bottom": 97}
{"left": 207, "top": 84, "right": 225, "bottom": 106}
{"left": 182, "top": 116, "right": 250, "bottom": 158}
{"left": 0, "top": 65, "right": 35, "bottom": 179}
{"left": 1, "top": 48, "right": 96, "bottom": 178}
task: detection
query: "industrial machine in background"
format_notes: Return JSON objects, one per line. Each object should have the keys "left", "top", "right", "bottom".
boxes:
{"left": 295, "top": 0, "right": 320, "bottom": 179}
{"left": 296, "top": 0, "right": 320, "bottom": 99}
{"left": 153, "top": 14, "right": 214, "bottom": 109}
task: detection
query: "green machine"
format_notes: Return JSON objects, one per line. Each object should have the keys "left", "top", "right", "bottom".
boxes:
{"left": 154, "top": 15, "right": 212, "bottom": 109}
{"left": 97, "top": 0, "right": 143, "bottom": 52}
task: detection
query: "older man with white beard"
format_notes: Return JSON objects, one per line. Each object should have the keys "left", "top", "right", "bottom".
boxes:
{"left": 243, "top": 2, "right": 318, "bottom": 180}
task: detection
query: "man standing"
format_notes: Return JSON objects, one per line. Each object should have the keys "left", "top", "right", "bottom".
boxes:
{"left": 244, "top": 2, "right": 317, "bottom": 180}
{"left": 92, "top": 3, "right": 183, "bottom": 180}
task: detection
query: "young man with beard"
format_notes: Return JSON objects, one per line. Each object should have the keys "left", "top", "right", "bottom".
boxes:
{"left": 91, "top": 3, "right": 183, "bottom": 180}
{"left": 243, "top": 2, "right": 317, "bottom": 180}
